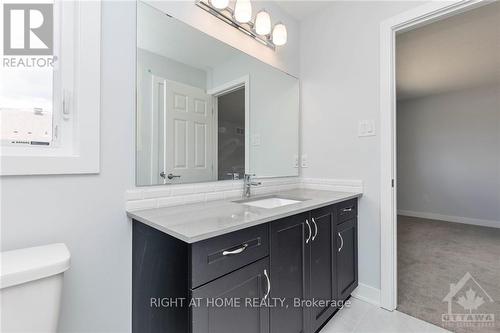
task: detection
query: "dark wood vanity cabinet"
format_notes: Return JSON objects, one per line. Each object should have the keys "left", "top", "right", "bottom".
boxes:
{"left": 269, "top": 212, "right": 310, "bottom": 333}
{"left": 191, "top": 258, "right": 270, "bottom": 333}
{"left": 335, "top": 199, "right": 358, "bottom": 301}
{"left": 132, "top": 198, "right": 358, "bottom": 333}
{"left": 337, "top": 218, "right": 358, "bottom": 301}
{"left": 309, "top": 206, "right": 338, "bottom": 332}
{"left": 269, "top": 203, "right": 357, "bottom": 333}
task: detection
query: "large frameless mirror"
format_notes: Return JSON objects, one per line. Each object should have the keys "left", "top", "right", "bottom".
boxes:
{"left": 136, "top": 2, "right": 299, "bottom": 186}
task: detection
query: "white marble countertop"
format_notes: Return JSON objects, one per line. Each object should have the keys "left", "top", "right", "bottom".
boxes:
{"left": 126, "top": 189, "right": 362, "bottom": 243}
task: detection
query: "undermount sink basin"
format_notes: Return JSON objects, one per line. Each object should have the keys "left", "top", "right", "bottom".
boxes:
{"left": 235, "top": 196, "right": 304, "bottom": 209}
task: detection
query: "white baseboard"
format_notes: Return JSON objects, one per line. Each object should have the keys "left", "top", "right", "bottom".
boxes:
{"left": 351, "top": 283, "right": 381, "bottom": 307}
{"left": 398, "top": 210, "right": 500, "bottom": 229}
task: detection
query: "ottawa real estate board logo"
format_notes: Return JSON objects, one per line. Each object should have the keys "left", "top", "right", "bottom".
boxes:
{"left": 2, "top": 3, "right": 54, "bottom": 68}
{"left": 442, "top": 272, "right": 495, "bottom": 329}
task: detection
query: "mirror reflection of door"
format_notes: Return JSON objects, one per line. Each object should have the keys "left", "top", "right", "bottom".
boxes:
{"left": 216, "top": 87, "right": 245, "bottom": 180}
{"left": 155, "top": 77, "right": 214, "bottom": 184}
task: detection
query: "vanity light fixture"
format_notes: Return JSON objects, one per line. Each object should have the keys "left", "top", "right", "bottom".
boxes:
{"left": 195, "top": 0, "right": 287, "bottom": 50}
{"left": 209, "top": 0, "right": 229, "bottom": 10}
{"left": 272, "top": 22, "right": 287, "bottom": 46}
{"left": 234, "top": 0, "right": 252, "bottom": 23}
{"left": 255, "top": 10, "right": 271, "bottom": 36}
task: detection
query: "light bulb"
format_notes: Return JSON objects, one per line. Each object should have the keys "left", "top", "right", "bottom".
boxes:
{"left": 272, "top": 23, "right": 287, "bottom": 46}
{"left": 234, "top": 0, "right": 252, "bottom": 23}
{"left": 255, "top": 10, "right": 271, "bottom": 35}
{"left": 209, "top": 0, "right": 229, "bottom": 10}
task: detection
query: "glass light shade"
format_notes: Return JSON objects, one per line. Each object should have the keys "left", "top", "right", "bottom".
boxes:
{"left": 255, "top": 10, "right": 271, "bottom": 35}
{"left": 209, "top": 0, "right": 229, "bottom": 9}
{"left": 272, "top": 23, "right": 287, "bottom": 46}
{"left": 234, "top": 0, "right": 252, "bottom": 23}
{"left": 210, "top": 0, "right": 229, "bottom": 10}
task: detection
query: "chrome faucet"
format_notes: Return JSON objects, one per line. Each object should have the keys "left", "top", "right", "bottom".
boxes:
{"left": 244, "top": 174, "right": 261, "bottom": 198}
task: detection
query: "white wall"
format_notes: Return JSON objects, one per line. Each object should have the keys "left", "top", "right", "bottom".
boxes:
{"left": 300, "top": 1, "right": 425, "bottom": 291}
{"left": 397, "top": 85, "right": 500, "bottom": 225}
{"left": 1, "top": 3, "right": 135, "bottom": 331}
{"left": 210, "top": 54, "right": 300, "bottom": 178}
{"left": 0, "top": 1, "right": 299, "bottom": 332}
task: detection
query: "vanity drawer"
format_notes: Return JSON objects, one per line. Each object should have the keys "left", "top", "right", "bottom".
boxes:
{"left": 190, "top": 224, "right": 269, "bottom": 288}
{"left": 336, "top": 199, "right": 357, "bottom": 223}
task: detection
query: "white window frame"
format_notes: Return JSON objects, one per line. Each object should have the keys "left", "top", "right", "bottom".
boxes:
{"left": 0, "top": 1, "right": 101, "bottom": 175}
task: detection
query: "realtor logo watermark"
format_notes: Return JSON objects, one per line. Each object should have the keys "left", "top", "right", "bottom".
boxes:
{"left": 2, "top": 3, "right": 54, "bottom": 68}
{"left": 442, "top": 272, "right": 495, "bottom": 329}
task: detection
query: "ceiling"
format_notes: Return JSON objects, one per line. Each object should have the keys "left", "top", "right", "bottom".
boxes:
{"left": 396, "top": 1, "right": 500, "bottom": 100}
{"left": 274, "top": 1, "right": 333, "bottom": 21}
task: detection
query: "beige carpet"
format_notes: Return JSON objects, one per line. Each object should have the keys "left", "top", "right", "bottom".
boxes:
{"left": 397, "top": 216, "right": 500, "bottom": 333}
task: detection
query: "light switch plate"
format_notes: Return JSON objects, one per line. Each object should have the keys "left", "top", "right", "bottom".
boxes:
{"left": 358, "top": 120, "right": 376, "bottom": 137}
{"left": 301, "top": 154, "right": 308, "bottom": 168}
{"left": 252, "top": 134, "right": 261, "bottom": 146}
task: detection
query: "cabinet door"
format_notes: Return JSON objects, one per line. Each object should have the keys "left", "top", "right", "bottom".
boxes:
{"left": 309, "top": 206, "right": 337, "bottom": 332}
{"left": 270, "top": 212, "right": 310, "bottom": 333}
{"left": 191, "top": 258, "right": 270, "bottom": 333}
{"left": 336, "top": 218, "right": 358, "bottom": 301}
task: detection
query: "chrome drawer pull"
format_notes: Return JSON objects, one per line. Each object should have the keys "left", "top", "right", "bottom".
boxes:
{"left": 222, "top": 243, "right": 248, "bottom": 256}
{"left": 338, "top": 232, "right": 344, "bottom": 252}
{"left": 311, "top": 218, "right": 318, "bottom": 241}
{"left": 342, "top": 207, "right": 353, "bottom": 213}
{"left": 263, "top": 269, "right": 271, "bottom": 301}
{"left": 305, "top": 219, "right": 312, "bottom": 244}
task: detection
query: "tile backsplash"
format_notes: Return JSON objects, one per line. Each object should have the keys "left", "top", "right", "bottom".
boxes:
{"left": 125, "top": 177, "right": 363, "bottom": 211}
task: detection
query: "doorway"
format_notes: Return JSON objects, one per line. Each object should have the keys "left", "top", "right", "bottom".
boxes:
{"left": 380, "top": 0, "right": 499, "bottom": 315}
{"left": 394, "top": 3, "right": 500, "bottom": 330}
{"left": 216, "top": 87, "right": 246, "bottom": 180}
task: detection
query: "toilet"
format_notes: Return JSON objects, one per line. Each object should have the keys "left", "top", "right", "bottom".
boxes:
{"left": 1, "top": 243, "right": 70, "bottom": 333}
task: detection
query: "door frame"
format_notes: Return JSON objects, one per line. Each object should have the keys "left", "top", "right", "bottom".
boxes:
{"left": 379, "top": 0, "right": 488, "bottom": 311}
{"left": 208, "top": 75, "right": 250, "bottom": 179}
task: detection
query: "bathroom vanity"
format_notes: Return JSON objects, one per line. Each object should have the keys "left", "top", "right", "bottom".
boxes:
{"left": 131, "top": 4, "right": 360, "bottom": 332}
{"left": 129, "top": 189, "right": 360, "bottom": 333}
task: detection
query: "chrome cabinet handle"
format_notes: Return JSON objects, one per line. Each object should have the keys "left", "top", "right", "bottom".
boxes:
{"left": 311, "top": 218, "right": 318, "bottom": 241}
{"left": 305, "top": 219, "right": 312, "bottom": 244}
{"left": 263, "top": 269, "right": 271, "bottom": 301}
{"left": 222, "top": 243, "right": 248, "bottom": 256}
{"left": 338, "top": 232, "right": 344, "bottom": 252}
{"left": 342, "top": 207, "right": 353, "bottom": 213}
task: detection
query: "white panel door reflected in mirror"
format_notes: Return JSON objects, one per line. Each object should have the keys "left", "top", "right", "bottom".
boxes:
{"left": 136, "top": 1, "right": 299, "bottom": 186}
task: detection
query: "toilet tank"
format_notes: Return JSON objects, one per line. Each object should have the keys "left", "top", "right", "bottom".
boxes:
{"left": 0, "top": 243, "right": 70, "bottom": 333}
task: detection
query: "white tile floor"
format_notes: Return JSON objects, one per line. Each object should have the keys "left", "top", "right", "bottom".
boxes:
{"left": 320, "top": 298, "right": 451, "bottom": 333}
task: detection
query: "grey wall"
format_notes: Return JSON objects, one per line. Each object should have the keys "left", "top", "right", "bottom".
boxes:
{"left": 397, "top": 85, "right": 500, "bottom": 224}
{"left": 300, "top": 1, "right": 425, "bottom": 290}
{"left": 0, "top": 1, "right": 299, "bottom": 332}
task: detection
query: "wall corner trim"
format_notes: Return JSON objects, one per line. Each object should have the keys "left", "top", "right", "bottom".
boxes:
{"left": 351, "top": 283, "right": 381, "bottom": 307}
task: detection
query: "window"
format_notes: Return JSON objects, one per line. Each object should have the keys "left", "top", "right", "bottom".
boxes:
{"left": 1, "top": 61, "right": 54, "bottom": 146}
{"left": 0, "top": 1, "right": 100, "bottom": 175}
